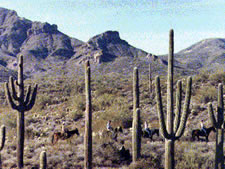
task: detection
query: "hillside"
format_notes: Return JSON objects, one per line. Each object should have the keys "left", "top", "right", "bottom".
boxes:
{"left": 175, "top": 38, "right": 225, "bottom": 70}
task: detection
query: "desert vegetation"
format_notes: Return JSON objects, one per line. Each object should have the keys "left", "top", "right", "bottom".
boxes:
{"left": 0, "top": 30, "right": 224, "bottom": 169}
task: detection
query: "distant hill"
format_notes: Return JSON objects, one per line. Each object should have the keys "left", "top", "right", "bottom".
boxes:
{"left": 175, "top": 38, "right": 225, "bottom": 70}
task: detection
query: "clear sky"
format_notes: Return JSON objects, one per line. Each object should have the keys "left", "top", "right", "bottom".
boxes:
{"left": 0, "top": 0, "right": 224, "bottom": 55}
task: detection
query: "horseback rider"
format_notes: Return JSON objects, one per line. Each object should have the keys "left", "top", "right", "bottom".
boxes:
{"left": 200, "top": 120, "right": 207, "bottom": 135}
{"left": 107, "top": 120, "right": 113, "bottom": 132}
{"left": 144, "top": 121, "right": 152, "bottom": 137}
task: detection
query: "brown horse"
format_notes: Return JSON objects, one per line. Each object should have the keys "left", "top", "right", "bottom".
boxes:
{"left": 51, "top": 128, "right": 79, "bottom": 145}
{"left": 192, "top": 126, "right": 216, "bottom": 142}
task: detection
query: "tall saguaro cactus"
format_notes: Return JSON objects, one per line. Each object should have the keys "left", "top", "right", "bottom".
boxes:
{"left": 132, "top": 67, "right": 141, "bottom": 162}
{"left": 208, "top": 83, "right": 224, "bottom": 169}
{"left": 5, "top": 55, "right": 38, "bottom": 168}
{"left": 155, "top": 30, "right": 192, "bottom": 169}
{"left": 149, "top": 62, "right": 153, "bottom": 93}
{"left": 84, "top": 60, "right": 92, "bottom": 169}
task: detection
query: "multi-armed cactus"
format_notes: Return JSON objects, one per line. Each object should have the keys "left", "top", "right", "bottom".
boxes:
{"left": 155, "top": 29, "right": 192, "bottom": 169}
{"left": 40, "top": 151, "right": 47, "bottom": 169}
{"left": 208, "top": 83, "right": 224, "bottom": 169}
{"left": 0, "top": 125, "right": 6, "bottom": 167}
{"left": 132, "top": 67, "right": 141, "bottom": 162}
{"left": 5, "top": 55, "right": 38, "bottom": 168}
{"left": 84, "top": 60, "right": 92, "bottom": 169}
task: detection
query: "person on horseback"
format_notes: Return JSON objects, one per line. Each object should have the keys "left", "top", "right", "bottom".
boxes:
{"left": 200, "top": 120, "right": 207, "bottom": 136}
{"left": 107, "top": 120, "right": 113, "bottom": 132}
{"left": 144, "top": 121, "right": 152, "bottom": 137}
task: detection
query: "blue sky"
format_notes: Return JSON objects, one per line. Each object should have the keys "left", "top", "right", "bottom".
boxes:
{"left": 0, "top": 0, "right": 224, "bottom": 55}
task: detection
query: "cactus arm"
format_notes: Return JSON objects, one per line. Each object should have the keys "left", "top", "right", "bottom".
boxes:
{"left": 174, "top": 80, "right": 182, "bottom": 133}
{"left": 208, "top": 102, "right": 217, "bottom": 128}
{"left": 24, "top": 85, "right": 31, "bottom": 106}
{"left": 9, "top": 77, "right": 19, "bottom": 101}
{"left": 217, "top": 83, "right": 223, "bottom": 127}
{"left": 5, "top": 82, "right": 18, "bottom": 110}
{"left": 175, "top": 76, "right": 192, "bottom": 139}
{"left": 155, "top": 76, "right": 170, "bottom": 139}
{"left": 24, "top": 84, "right": 38, "bottom": 111}
{"left": 0, "top": 125, "right": 6, "bottom": 151}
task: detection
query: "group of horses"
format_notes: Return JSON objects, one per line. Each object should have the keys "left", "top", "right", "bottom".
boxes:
{"left": 51, "top": 125, "right": 216, "bottom": 145}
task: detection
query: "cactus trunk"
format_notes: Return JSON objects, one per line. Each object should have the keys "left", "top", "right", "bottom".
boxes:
{"left": 165, "top": 139, "right": 175, "bottom": 169}
{"left": 132, "top": 108, "right": 141, "bottom": 162}
{"left": 0, "top": 125, "right": 6, "bottom": 168}
{"left": 84, "top": 61, "right": 92, "bottom": 169}
{"left": 40, "top": 151, "right": 47, "bottom": 169}
{"left": 215, "top": 129, "right": 224, "bottom": 169}
{"left": 17, "top": 111, "right": 24, "bottom": 168}
{"left": 149, "top": 62, "right": 152, "bottom": 93}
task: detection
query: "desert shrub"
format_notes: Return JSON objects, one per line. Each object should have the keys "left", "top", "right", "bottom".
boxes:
{"left": 69, "top": 95, "right": 85, "bottom": 120}
{"left": 209, "top": 69, "right": 225, "bottom": 84}
{"left": 195, "top": 86, "right": 217, "bottom": 103}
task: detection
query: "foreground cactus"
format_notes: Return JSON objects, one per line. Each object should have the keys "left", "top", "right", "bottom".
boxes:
{"left": 84, "top": 60, "right": 92, "bottom": 169}
{"left": 0, "top": 125, "right": 6, "bottom": 168}
{"left": 5, "top": 55, "right": 38, "bottom": 168}
{"left": 155, "top": 29, "right": 192, "bottom": 169}
{"left": 40, "top": 151, "right": 47, "bottom": 169}
{"left": 132, "top": 67, "right": 141, "bottom": 162}
{"left": 208, "top": 83, "right": 224, "bottom": 169}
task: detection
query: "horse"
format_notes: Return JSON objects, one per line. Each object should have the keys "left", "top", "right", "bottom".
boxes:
{"left": 142, "top": 128, "right": 159, "bottom": 140}
{"left": 102, "top": 126, "right": 123, "bottom": 142}
{"left": 51, "top": 128, "right": 79, "bottom": 145}
{"left": 192, "top": 126, "right": 216, "bottom": 142}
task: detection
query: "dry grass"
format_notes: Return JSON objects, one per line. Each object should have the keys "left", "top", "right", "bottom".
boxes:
{"left": 0, "top": 70, "right": 224, "bottom": 168}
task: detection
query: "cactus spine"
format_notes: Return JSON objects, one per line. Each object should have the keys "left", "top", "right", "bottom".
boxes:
{"left": 208, "top": 83, "right": 224, "bottom": 169}
{"left": 5, "top": 55, "right": 38, "bottom": 168}
{"left": 84, "top": 60, "right": 92, "bottom": 169}
{"left": 0, "top": 125, "right": 6, "bottom": 168}
{"left": 132, "top": 67, "right": 141, "bottom": 162}
{"left": 40, "top": 151, "right": 47, "bottom": 169}
{"left": 155, "top": 29, "right": 192, "bottom": 169}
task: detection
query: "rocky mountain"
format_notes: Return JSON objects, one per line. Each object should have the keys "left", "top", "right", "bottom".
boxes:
{"left": 0, "top": 7, "right": 84, "bottom": 77}
{"left": 175, "top": 38, "right": 225, "bottom": 70}
{"left": 0, "top": 7, "right": 160, "bottom": 81}
{"left": 0, "top": 7, "right": 224, "bottom": 82}
{"left": 69, "top": 30, "right": 152, "bottom": 64}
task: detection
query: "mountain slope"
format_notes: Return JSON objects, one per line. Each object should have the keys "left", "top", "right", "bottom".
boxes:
{"left": 175, "top": 38, "right": 225, "bottom": 70}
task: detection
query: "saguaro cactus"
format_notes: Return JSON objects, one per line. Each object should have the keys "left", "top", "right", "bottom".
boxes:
{"left": 0, "top": 125, "right": 6, "bottom": 167}
{"left": 132, "top": 67, "right": 141, "bottom": 162}
{"left": 149, "top": 62, "right": 153, "bottom": 93}
{"left": 5, "top": 55, "right": 38, "bottom": 168}
{"left": 155, "top": 29, "right": 192, "bottom": 169}
{"left": 84, "top": 60, "right": 92, "bottom": 169}
{"left": 208, "top": 83, "right": 224, "bottom": 169}
{"left": 40, "top": 151, "right": 47, "bottom": 169}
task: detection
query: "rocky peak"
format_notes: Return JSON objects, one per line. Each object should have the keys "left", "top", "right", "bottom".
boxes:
{"left": 0, "top": 7, "right": 18, "bottom": 26}
{"left": 87, "top": 30, "right": 128, "bottom": 49}
{"left": 27, "top": 22, "right": 58, "bottom": 36}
